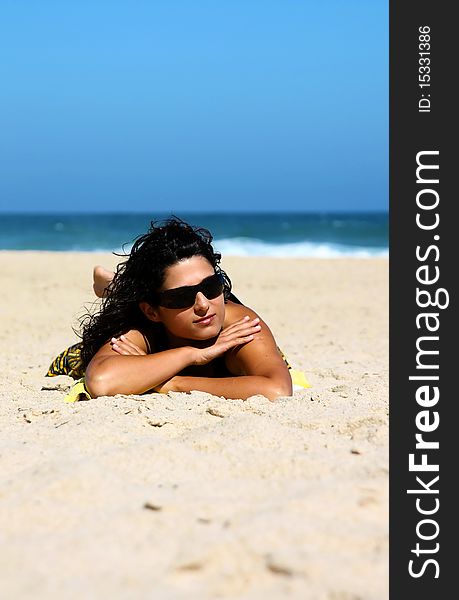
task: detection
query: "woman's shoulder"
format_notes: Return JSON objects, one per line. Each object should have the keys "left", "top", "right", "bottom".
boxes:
{"left": 224, "top": 299, "right": 260, "bottom": 327}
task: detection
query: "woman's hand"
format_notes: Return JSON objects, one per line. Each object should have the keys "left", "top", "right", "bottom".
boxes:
{"left": 151, "top": 317, "right": 261, "bottom": 393}
{"left": 193, "top": 316, "right": 261, "bottom": 366}
{"left": 110, "top": 335, "right": 147, "bottom": 356}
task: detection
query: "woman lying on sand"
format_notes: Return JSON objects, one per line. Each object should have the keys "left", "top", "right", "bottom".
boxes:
{"left": 60, "top": 217, "right": 294, "bottom": 401}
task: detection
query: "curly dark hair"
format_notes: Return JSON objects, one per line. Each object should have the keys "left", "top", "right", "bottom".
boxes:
{"left": 79, "top": 216, "right": 232, "bottom": 367}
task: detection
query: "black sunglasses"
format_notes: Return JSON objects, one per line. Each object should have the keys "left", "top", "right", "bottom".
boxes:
{"left": 155, "top": 273, "right": 225, "bottom": 309}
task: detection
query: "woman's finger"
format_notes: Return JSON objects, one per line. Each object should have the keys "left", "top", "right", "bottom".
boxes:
{"left": 218, "top": 331, "right": 259, "bottom": 353}
{"left": 221, "top": 323, "right": 261, "bottom": 341}
{"left": 111, "top": 342, "right": 129, "bottom": 355}
{"left": 220, "top": 316, "right": 255, "bottom": 332}
{"left": 119, "top": 335, "right": 146, "bottom": 354}
{"left": 224, "top": 334, "right": 255, "bottom": 350}
{"left": 111, "top": 336, "right": 146, "bottom": 356}
{"left": 112, "top": 342, "right": 142, "bottom": 356}
{"left": 219, "top": 318, "right": 260, "bottom": 338}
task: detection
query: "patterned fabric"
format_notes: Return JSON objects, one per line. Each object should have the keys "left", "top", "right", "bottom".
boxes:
{"left": 277, "top": 346, "right": 292, "bottom": 370}
{"left": 46, "top": 342, "right": 85, "bottom": 380}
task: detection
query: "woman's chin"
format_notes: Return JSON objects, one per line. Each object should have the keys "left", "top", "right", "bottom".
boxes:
{"left": 191, "top": 329, "right": 219, "bottom": 341}
{"left": 188, "top": 322, "right": 221, "bottom": 341}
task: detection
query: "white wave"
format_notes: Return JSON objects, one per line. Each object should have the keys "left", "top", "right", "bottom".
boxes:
{"left": 66, "top": 237, "right": 388, "bottom": 258}
{"left": 213, "top": 237, "right": 388, "bottom": 258}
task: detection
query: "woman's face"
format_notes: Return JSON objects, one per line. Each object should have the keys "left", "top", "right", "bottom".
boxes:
{"left": 148, "top": 256, "right": 226, "bottom": 343}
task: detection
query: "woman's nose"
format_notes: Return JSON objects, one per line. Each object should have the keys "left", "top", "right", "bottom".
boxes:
{"left": 194, "top": 291, "right": 209, "bottom": 310}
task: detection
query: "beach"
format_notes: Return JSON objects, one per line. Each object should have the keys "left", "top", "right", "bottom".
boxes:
{"left": 0, "top": 251, "right": 388, "bottom": 599}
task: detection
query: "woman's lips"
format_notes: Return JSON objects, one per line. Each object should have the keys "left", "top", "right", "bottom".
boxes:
{"left": 194, "top": 314, "right": 215, "bottom": 326}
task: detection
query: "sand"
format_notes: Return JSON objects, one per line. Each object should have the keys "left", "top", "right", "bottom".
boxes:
{"left": 0, "top": 252, "right": 388, "bottom": 599}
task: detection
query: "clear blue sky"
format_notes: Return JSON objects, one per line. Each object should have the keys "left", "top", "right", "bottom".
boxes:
{"left": 0, "top": 1, "right": 387, "bottom": 213}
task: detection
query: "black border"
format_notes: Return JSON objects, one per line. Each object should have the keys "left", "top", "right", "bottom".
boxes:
{"left": 390, "top": 2, "right": 456, "bottom": 596}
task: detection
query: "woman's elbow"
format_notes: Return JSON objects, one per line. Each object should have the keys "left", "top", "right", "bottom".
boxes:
{"left": 85, "top": 374, "right": 112, "bottom": 398}
{"left": 264, "top": 378, "right": 293, "bottom": 401}
{"left": 85, "top": 363, "right": 117, "bottom": 398}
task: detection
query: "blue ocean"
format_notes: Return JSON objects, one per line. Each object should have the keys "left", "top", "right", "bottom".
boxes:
{"left": 0, "top": 212, "right": 388, "bottom": 258}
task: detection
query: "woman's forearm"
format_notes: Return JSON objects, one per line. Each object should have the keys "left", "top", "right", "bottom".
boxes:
{"left": 169, "top": 374, "right": 292, "bottom": 401}
{"left": 85, "top": 346, "right": 196, "bottom": 397}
